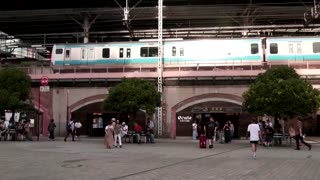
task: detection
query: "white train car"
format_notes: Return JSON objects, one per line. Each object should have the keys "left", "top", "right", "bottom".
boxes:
{"left": 51, "top": 38, "right": 265, "bottom": 66}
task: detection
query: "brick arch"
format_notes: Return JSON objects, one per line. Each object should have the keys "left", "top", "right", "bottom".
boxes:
{"left": 170, "top": 93, "right": 244, "bottom": 138}
{"left": 70, "top": 94, "right": 108, "bottom": 112}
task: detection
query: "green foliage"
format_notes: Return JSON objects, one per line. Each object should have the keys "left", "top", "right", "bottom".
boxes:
{"left": 243, "top": 66, "right": 320, "bottom": 118}
{"left": 0, "top": 67, "right": 32, "bottom": 110}
{"left": 103, "top": 79, "right": 161, "bottom": 115}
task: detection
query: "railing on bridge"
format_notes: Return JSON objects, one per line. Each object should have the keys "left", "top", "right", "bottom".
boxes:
{"left": 2, "top": 60, "right": 320, "bottom": 80}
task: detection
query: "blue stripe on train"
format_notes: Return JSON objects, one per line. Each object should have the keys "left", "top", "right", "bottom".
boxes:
{"left": 54, "top": 56, "right": 263, "bottom": 65}
{"left": 268, "top": 54, "right": 320, "bottom": 61}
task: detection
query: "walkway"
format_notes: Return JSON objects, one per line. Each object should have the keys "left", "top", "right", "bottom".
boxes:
{"left": 0, "top": 138, "right": 319, "bottom": 180}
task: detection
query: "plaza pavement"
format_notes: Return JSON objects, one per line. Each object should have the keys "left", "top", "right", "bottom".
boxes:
{"left": 0, "top": 137, "right": 319, "bottom": 180}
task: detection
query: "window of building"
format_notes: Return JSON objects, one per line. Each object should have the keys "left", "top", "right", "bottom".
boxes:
{"left": 180, "top": 48, "right": 184, "bottom": 56}
{"left": 127, "top": 48, "right": 131, "bottom": 58}
{"left": 270, "top": 43, "right": 278, "bottom": 54}
{"left": 102, "top": 48, "right": 110, "bottom": 58}
{"left": 251, "top": 43, "right": 259, "bottom": 54}
{"left": 313, "top": 42, "right": 320, "bottom": 53}
{"left": 140, "top": 47, "right": 158, "bottom": 57}
{"left": 56, "top": 49, "right": 63, "bottom": 54}
{"left": 172, "top": 46, "right": 176, "bottom": 56}
{"left": 119, "top": 48, "right": 124, "bottom": 58}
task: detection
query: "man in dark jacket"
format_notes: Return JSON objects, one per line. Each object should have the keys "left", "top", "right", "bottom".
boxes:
{"left": 48, "top": 119, "right": 56, "bottom": 141}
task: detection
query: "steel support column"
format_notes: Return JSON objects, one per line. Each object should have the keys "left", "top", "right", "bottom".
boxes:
{"left": 83, "top": 16, "right": 90, "bottom": 43}
{"left": 157, "top": 0, "right": 163, "bottom": 137}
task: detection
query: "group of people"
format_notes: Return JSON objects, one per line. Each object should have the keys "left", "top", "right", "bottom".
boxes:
{"left": 64, "top": 119, "right": 82, "bottom": 142}
{"left": 104, "top": 118, "right": 128, "bottom": 148}
{"left": 192, "top": 117, "right": 234, "bottom": 148}
{"left": 104, "top": 118, "right": 155, "bottom": 149}
{"left": 247, "top": 117, "right": 312, "bottom": 159}
{"left": 0, "top": 119, "right": 32, "bottom": 141}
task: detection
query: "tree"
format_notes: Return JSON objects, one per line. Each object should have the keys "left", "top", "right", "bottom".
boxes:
{"left": 243, "top": 66, "right": 320, "bottom": 119}
{"left": 0, "top": 67, "right": 32, "bottom": 116}
{"left": 103, "top": 78, "right": 161, "bottom": 119}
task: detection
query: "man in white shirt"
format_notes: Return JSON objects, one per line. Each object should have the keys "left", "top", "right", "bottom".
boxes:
{"left": 247, "top": 118, "right": 261, "bottom": 159}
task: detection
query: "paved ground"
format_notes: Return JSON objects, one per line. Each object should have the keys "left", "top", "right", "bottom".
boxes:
{"left": 0, "top": 137, "right": 319, "bottom": 180}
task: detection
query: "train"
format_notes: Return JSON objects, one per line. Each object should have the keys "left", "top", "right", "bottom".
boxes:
{"left": 51, "top": 37, "right": 320, "bottom": 66}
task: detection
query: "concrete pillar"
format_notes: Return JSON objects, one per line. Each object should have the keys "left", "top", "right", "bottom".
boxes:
{"left": 83, "top": 16, "right": 90, "bottom": 44}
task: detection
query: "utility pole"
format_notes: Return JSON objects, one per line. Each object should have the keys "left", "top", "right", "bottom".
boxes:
{"left": 157, "top": 0, "right": 163, "bottom": 137}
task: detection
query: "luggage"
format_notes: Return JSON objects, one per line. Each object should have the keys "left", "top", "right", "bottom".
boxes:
{"left": 199, "top": 134, "right": 206, "bottom": 148}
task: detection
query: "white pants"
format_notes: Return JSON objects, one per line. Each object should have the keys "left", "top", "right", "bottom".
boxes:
{"left": 114, "top": 133, "right": 122, "bottom": 146}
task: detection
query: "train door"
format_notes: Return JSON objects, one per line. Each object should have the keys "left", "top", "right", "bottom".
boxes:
{"left": 87, "top": 48, "right": 95, "bottom": 65}
{"left": 64, "top": 48, "right": 71, "bottom": 65}
{"left": 81, "top": 48, "right": 87, "bottom": 65}
{"left": 288, "top": 42, "right": 303, "bottom": 61}
{"left": 118, "top": 47, "right": 132, "bottom": 64}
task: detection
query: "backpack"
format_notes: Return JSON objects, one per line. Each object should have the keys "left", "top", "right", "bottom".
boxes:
{"left": 67, "top": 122, "right": 72, "bottom": 132}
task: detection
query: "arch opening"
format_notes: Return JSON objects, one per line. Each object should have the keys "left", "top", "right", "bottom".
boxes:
{"left": 171, "top": 93, "right": 244, "bottom": 139}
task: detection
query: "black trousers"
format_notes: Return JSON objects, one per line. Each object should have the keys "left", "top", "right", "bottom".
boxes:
{"left": 294, "top": 135, "right": 311, "bottom": 149}
{"left": 64, "top": 130, "right": 75, "bottom": 141}
{"left": 49, "top": 130, "right": 55, "bottom": 140}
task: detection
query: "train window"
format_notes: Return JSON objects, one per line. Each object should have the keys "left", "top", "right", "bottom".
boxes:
{"left": 127, "top": 48, "right": 131, "bottom": 58}
{"left": 289, "top": 44, "right": 293, "bottom": 54}
{"left": 297, "top": 43, "right": 302, "bottom": 54}
{"left": 65, "top": 50, "right": 70, "bottom": 58}
{"left": 270, "top": 43, "right": 278, "bottom": 54}
{"left": 119, "top": 48, "right": 124, "bottom": 58}
{"left": 140, "top": 47, "right": 158, "bottom": 57}
{"left": 251, "top": 43, "right": 259, "bottom": 54}
{"left": 81, "top": 49, "right": 86, "bottom": 59}
{"left": 313, "top": 42, "right": 320, "bottom": 53}
{"left": 172, "top": 46, "right": 176, "bottom": 56}
{"left": 149, "top": 47, "right": 158, "bottom": 57}
{"left": 102, "top": 48, "right": 110, "bottom": 58}
{"left": 180, "top": 48, "right": 184, "bottom": 56}
{"left": 56, "top": 49, "right": 63, "bottom": 54}
{"left": 141, "top": 47, "right": 148, "bottom": 57}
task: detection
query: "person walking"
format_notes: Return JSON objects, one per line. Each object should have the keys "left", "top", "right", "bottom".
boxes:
{"left": 47, "top": 119, "right": 56, "bottom": 141}
{"left": 247, "top": 118, "right": 261, "bottom": 159}
{"left": 205, "top": 117, "right": 218, "bottom": 148}
{"left": 289, "top": 118, "right": 311, "bottom": 151}
{"left": 64, "top": 119, "right": 75, "bottom": 142}
{"left": 75, "top": 120, "right": 82, "bottom": 141}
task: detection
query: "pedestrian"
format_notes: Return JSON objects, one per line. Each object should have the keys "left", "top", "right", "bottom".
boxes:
{"left": 146, "top": 118, "right": 155, "bottom": 143}
{"left": 47, "top": 119, "right": 56, "bottom": 141}
{"left": 289, "top": 117, "right": 311, "bottom": 150}
{"left": 64, "top": 119, "right": 75, "bottom": 142}
{"left": 247, "top": 118, "right": 261, "bottom": 159}
{"left": 105, "top": 121, "right": 114, "bottom": 149}
{"left": 192, "top": 121, "right": 197, "bottom": 140}
{"left": 75, "top": 120, "right": 82, "bottom": 141}
{"left": 24, "top": 120, "right": 32, "bottom": 141}
{"left": 205, "top": 117, "right": 218, "bottom": 148}
{"left": 114, "top": 119, "right": 122, "bottom": 148}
